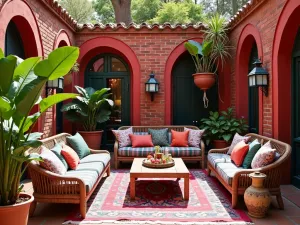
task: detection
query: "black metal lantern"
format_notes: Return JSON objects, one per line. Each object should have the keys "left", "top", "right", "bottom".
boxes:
{"left": 145, "top": 71, "right": 159, "bottom": 101}
{"left": 248, "top": 59, "right": 269, "bottom": 96}
{"left": 46, "top": 77, "right": 64, "bottom": 96}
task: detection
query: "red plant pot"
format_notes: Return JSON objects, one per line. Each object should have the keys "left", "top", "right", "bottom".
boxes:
{"left": 79, "top": 130, "right": 103, "bottom": 150}
{"left": 192, "top": 73, "right": 216, "bottom": 91}
{"left": 212, "top": 140, "right": 230, "bottom": 149}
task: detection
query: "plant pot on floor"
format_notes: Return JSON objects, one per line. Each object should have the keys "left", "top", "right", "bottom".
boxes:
{"left": 212, "top": 140, "right": 230, "bottom": 149}
{"left": 79, "top": 130, "right": 103, "bottom": 150}
{"left": 0, "top": 193, "right": 34, "bottom": 225}
{"left": 192, "top": 73, "right": 216, "bottom": 91}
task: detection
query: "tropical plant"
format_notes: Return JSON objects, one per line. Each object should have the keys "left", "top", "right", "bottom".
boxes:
{"left": 200, "top": 108, "right": 248, "bottom": 145}
{"left": 184, "top": 14, "right": 231, "bottom": 73}
{"left": 0, "top": 46, "right": 79, "bottom": 206}
{"left": 61, "top": 86, "right": 114, "bottom": 131}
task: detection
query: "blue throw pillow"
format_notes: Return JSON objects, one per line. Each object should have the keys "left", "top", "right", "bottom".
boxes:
{"left": 242, "top": 139, "right": 261, "bottom": 169}
{"left": 148, "top": 128, "right": 169, "bottom": 146}
{"left": 67, "top": 133, "right": 90, "bottom": 159}
{"left": 51, "top": 143, "right": 69, "bottom": 170}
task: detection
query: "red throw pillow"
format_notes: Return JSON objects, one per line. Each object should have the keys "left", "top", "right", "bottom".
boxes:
{"left": 129, "top": 134, "right": 154, "bottom": 147}
{"left": 61, "top": 144, "right": 80, "bottom": 170}
{"left": 231, "top": 140, "right": 249, "bottom": 167}
{"left": 170, "top": 130, "right": 189, "bottom": 147}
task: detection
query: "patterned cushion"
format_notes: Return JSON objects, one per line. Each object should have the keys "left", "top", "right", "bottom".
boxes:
{"left": 227, "top": 133, "right": 250, "bottom": 155}
{"left": 112, "top": 127, "right": 133, "bottom": 147}
{"left": 64, "top": 170, "right": 98, "bottom": 193}
{"left": 80, "top": 153, "right": 110, "bottom": 167}
{"left": 251, "top": 141, "right": 276, "bottom": 169}
{"left": 164, "top": 147, "right": 201, "bottom": 157}
{"left": 39, "top": 146, "right": 67, "bottom": 175}
{"left": 216, "top": 163, "right": 242, "bottom": 185}
{"left": 51, "top": 142, "right": 68, "bottom": 170}
{"left": 75, "top": 162, "right": 104, "bottom": 176}
{"left": 207, "top": 153, "right": 231, "bottom": 169}
{"left": 184, "top": 127, "right": 205, "bottom": 147}
{"left": 148, "top": 128, "right": 169, "bottom": 146}
{"left": 242, "top": 139, "right": 261, "bottom": 169}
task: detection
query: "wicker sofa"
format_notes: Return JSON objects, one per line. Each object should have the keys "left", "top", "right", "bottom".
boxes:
{"left": 207, "top": 133, "right": 291, "bottom": 209}
{"left": 114, "top": 126, "right": 205, "bottom": 169}
{"left": 27, "top": 133, "right": 111, "bottom": 219}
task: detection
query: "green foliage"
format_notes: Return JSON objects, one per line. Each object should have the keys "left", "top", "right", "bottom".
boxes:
{"left": 92, "top": 0, "right": 115, "bottom": 24}
{"left": 0, "top": 46, "right": 79, "bottom": 206}
{"left": 132, "top": 0, "right": 161, "bottom": 23}
{"left": 200, "top": 108, "right": 248, "bottom": 145}
{"left": 61, "top": 86, "right": 114, "bottom": 131}
{"left": 59, "top": 0, "right": 95, "bottom": 23}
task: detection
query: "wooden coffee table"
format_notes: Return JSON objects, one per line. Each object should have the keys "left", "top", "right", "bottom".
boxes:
{"left": 130, "top": 158, "right": 190, "bottom": 200}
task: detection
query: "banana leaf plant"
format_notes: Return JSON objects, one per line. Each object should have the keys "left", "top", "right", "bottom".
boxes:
{"left": 61, "top": 86, "right": 114, "bottom": 131}
{"left": 0, "top": 46, "right": 79, "bottom": 206}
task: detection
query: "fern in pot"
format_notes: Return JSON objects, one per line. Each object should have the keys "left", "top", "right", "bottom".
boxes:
{"left": 0, "top": 46, "right": 79, "bottom": 225}
{"left": 61, "top": 86, "right": 114, "bottom": 149}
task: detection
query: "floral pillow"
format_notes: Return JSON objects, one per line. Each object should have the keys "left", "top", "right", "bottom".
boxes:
{"left": 39, "top": 146, "right": 67, "bottom": 175}
{"left": 251, "top": 141, "right": 276, "bottom": 169}
{"left": 184, "top": 127, "right": 205, "bottom": 147}
{"left": 227, "top": 133, "right": 250, "bottom": 155}
{"left": 112, "top": 127, "right": 133, "bottom": 147}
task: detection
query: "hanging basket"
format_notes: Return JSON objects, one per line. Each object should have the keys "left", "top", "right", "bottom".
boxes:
{"left": 192, "top": 73, "right": 216, "bottom": 108}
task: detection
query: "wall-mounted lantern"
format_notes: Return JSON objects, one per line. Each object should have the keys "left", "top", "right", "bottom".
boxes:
{"left": 248, "top": 59, "right": 269, "bottom": 96}
{"left": 145, "top": 71, "right": 159, "bottom": 101}
{"left": 46, "top": 77, "right": 64, "bottom": 96}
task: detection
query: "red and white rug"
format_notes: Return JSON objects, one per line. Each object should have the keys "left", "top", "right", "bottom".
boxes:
{"left": 64, "top": 170, "right": 252, "bottom": 224}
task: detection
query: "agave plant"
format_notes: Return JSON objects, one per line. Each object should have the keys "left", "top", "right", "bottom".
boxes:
{"left": 61, "top": 86, "right": 114, "bottom": 131}
{"left": 0, "top": 46, "right": 79, "bottom": 206}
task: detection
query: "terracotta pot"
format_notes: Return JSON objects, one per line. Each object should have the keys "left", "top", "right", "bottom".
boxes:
{"left": 192, "top": 73, "right": 216, "bottom": 91}
{"left": 0, "top": 193, "right": 34, "bottom": 225}
{"left": 212, "top": 140, "right": 230, "bottom": 149}
{"left": 244, "top": 172, "right": 271, "bottom": 218}
{"left": 78, "top": 130, "right": 103, "bottom": 150}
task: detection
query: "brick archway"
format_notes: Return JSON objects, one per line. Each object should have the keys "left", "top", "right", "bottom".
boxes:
{"left": 77, "top": 37, "right": 141, "bottom": 125}
{"left": 53, "top": 29, "right": 72, "bottom": 49}
{"left": 0, "top": 0, "right": 43, "bottom": 57}
{"left": 273, "top": 0, "right": 300, "bottom": 143}
{"left": 235, "top": 24, "right": 263, "bottom": 134}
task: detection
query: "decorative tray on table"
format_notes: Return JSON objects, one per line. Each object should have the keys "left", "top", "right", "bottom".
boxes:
{"left": 142, "top": 154, "right": 175, "bottom": 169}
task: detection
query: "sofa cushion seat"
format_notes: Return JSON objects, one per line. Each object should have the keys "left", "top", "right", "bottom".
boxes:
{"left": 64, "top": 170, "right": 98, "bottom": 193}
{"left": 208, "top": 153, "right": 232, "bottom": 169}
{"left": 80, "top": 154, "right": 110, "bottom": 167}
{"left": 74, "top": 162, "right": 104, "bottom": 176}
{"left": 216, "top": 163, "right": 242, "bottom": 186}
{"left": 118, "top": 147, "right": 201, "bottom": 157}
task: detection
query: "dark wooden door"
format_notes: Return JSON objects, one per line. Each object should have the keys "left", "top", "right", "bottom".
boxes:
{"left": 172, "top": 53, "right": 218, "bottom": 126}
{"left": 5, "top": 20, "right": 25, "bottom": 58}
{"left": 292, "top": 30, "right": 300, "bottom": 188}
{"left": 248, "top": 44, "right": 259, "bottom": 133}
{"left": 85, "top": 54, "right": 130, "bottom": 149}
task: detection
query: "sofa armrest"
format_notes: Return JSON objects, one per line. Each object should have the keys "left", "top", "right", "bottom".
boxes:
{"left": 208, "top": 147, "right": 229, "bottom": 154}
{"left": 89, "top": 149, "right": 110, "bottom": 154}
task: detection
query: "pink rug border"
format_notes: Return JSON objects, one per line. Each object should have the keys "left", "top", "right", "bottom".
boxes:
{"left": 65, "top": 169, "right": 252, "bottom": 223}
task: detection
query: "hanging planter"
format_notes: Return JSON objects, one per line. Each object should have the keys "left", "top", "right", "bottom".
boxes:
{"left": 193, "top": 72, "right": 216, "bottom": 108}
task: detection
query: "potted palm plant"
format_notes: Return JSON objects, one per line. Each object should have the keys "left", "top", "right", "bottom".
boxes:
{"left": 200, "top": 108, "right": 248, "bottom": 149}
{"left": 184, "top": 14, "right": 231, "bottom": 108}
{"left": 61, "top": 86, "right": 114, "bottom": 149}
{"left": 0, "top": 46, "right": 79, "bottom": 225}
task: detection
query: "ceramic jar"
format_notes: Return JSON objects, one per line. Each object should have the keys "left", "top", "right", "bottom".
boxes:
{"left": 244, "top": 172, "right": 271, "bottom": 218}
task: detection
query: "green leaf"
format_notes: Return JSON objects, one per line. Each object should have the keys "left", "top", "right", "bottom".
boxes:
{"left": 13, "top": 57, "right": 41, "bottom": 80}
{"left": 25, "top": 132, "right": 43, "bottom": 141}
{"left": 34, "top": 46, "right": 79, "bottom": 80}
{"left": 0, "top": 48, "right": 4, "bottom": 59}
{"left": 39, "top": 93, "right": 78, "bottom": 113}
{"left": 0, "top": 55, "right": 17, "bottom": 95}
{"left": 222, "top": 134, "right": 232, "bottom": 142}
{"left": 22, "top": 112, "right": 41, "bottom": 132}
{"left": 184, "top": 42, "right": 198, "bottom": 56}
{"left": 0, "top": 97, "right": 11, "bottom": 113}
{"left": 188, "top": 40, "right": 203, "bottom": 55}
{"left": 75, "top": 85, "right": 89, "bottom": 98}
{"left": 96, "top": 109, "right": 111, "bottom": 124}
{"left": 202, "top": 40, "right": 213, "bottom": 57}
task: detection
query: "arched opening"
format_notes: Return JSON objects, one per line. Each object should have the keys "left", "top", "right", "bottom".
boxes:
{"left": 172, "top": 52, "right": 218, "bottom": 125}
{"left": 85, "top": 54, "right": 130, "bottom": 148}
{"left": 5, "top": 20, "right": 25, "bottom": 58}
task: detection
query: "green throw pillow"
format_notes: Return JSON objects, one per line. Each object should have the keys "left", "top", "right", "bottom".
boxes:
{"left": 67, "top": 133, "right": 90, "bottom": 159}
{"left": 242, "top": 139, "right": 261, "bottom": 169}
{"left": 51, "top": 143, "right": 68, "bottom": 170}
{"left": 148, "top": 128, "right": 169, "bottom": 146}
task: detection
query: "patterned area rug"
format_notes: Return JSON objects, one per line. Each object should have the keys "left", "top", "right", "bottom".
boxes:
{"left": 64, "top": 170, "right": 252, "bottom": 225}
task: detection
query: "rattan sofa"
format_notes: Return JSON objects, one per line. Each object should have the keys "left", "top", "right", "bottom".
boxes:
{"left": 114, "top": 126, "right": 205, "bottom": 169}
{"left": 27, "top": 133, "right": 111, "bottom": 219}
{"left": 207, "top": 133, "right": 291, "bottom": 209}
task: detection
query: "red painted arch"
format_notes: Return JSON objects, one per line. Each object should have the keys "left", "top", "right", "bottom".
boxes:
{"left": 272, "top": 0, "right": 300, "bottom": 143}
{"left": 77, "top": 37, "right": 141, "bottom": 125}
{"left": 0, "top": 0, "right": 43, "bottom": 57}
{"left": 164, "top": 38, "right": 231, "bottom": 125}
{"left": 53, "top": 29, "right": 72, "bottom": 49}
{"left": 235, "top": 24, "right": 263, "bottom": 134}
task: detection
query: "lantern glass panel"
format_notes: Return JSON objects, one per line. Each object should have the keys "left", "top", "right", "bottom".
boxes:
{"left": 58, "top": 79, "right": 64, "bottom": 89}
{"left": 256, "top": 75, "right": 263, "bottom": 85}
{"left": 149, "top": 83, "right": 156, "bottom": 92}
{"left": 263, "top": 75, "right": 268, "bottom": 85}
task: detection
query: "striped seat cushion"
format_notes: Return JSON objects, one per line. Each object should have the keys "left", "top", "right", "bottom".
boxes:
{"left": 216, "top": 163, "right": 242, "bottom": 186}
{"left": 163, "top": 147, "right": 201, "bottom": 157}
{"left": 208, "top": 153, "right": 232, "bottom": 169}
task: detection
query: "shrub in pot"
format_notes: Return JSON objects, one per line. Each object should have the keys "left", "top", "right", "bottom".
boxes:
{"left": 0, "top": 46, "right": 79, "bottom": 225}
{"left": 61, "top": 86, "right": 114, "bottom": 149}
{"left": 184, "top": 14, "right": 231, "bottom": 108}
{"left": 200, "top": 108, "right": 248, "bottom": 149}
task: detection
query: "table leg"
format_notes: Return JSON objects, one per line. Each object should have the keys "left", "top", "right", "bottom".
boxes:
{"left": 130, "top": 176, "right": 136, "bottom": 200}
{"left": 184, "top": 176, "right": 189, "bottom": 201}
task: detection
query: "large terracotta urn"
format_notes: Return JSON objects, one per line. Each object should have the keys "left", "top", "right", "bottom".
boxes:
{"left": 244, "top": 172, "right": 271, "bottom": 218}
{"left": 0, "top": 193, "right": 34, "bottom": 225}
{"left": 79, "top": 130, "right": 103, "bottom": 150}
{"left": 192, "top": 73, "right": 216, "bottom": 90}
{"left": 212, "top": 140, "right": 230, "bottom": 149}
